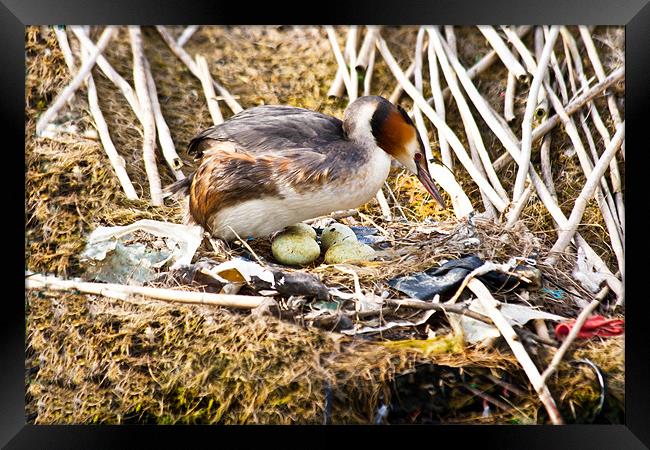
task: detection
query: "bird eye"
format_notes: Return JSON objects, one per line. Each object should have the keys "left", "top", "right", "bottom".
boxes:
{"left": 414, "top": 153, "right": 422, "bottom": 161}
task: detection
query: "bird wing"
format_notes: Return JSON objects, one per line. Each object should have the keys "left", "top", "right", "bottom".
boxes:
{"left": 187, "top": 105, "right": 346, "bottom": 158}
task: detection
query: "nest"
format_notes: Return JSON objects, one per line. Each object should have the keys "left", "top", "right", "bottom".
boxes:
{"left": 25, "top": 25, "right": 624, "bottom": 424}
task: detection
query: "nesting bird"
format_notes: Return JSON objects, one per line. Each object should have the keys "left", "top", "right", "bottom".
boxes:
{"left": 167, "top": 95, "right": 446, "bottom": 240}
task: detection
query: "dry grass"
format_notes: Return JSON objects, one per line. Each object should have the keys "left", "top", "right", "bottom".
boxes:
{"left": 25, "top": 25, "right": 624, "bottom": 424}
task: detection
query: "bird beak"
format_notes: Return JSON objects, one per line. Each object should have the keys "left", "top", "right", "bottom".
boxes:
{"left": 415, "top": 157, "right": 446, "bottom": 208}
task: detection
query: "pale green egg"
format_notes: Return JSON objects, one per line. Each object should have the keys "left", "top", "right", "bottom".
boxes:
{"left": 324, "top": 241, "right": 376, "bottom": 264}
{"left": 272, "top": 231, "right": 321, "bottom": 266}
{"left": 320, "top": 223, "right": 357, "bottom": 250}
{"left": 284, "top": 223, "right": 317, "bottom": 240}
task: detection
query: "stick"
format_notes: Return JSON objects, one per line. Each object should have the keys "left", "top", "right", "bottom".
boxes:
{"left": 539, "top": 134, "right": 557, "bottom": 201}
{"left": 26, "top": 272, "right": 269, "bottom": 309}
{"left": 52, "top": 26, "right": 75, "bottom": 72}
{"left": 427, "top": 31, "right": 453, "bottom": 170}
{"left": 355, "top": 26, "right": 380, "bottom": 71}
{"left": 74, "top": 30, "right": 139, "bottom": 200}
{"left": 129, "top": 26, "right": 163, "bottom": 206}
{"left": 533, "top": 27, "right": 550, "bottom": 119}
{"left": 477, "top": 26, "right": 529, "bottom": 82}
{"left": 176, "top": 25, "right": 199, "bottom": 47}
{"left": 377, "top": 34, "right": 508, "bottom": 213}
{"left": 325, "top": 26, "right": 355, "bottom": 99}
{"left": 539, "top": 285, "right": 609, "bottom": 386}
{"left": 513, "top": 26, "right": 559, "bottom": 202}
{"left": 304, "top": 209, "right": 358, "bottom": 224}
{"left": 195, "top": 54, "right": 225, "bottom": 125}
{"left": 547, "top": 123, "right": 625, "bottom": 259}
{"left": 363, "top": 44, "right": 376, "bottom": 96}
{"left": 501, "top": 26, "right": 537, "bottom": 74}
{"left": 156, "top": 25, "right": 243, "bottom": 114}
{"left": 426, "top": 26, "right": 533, "bottom": 108}
{"left": 505, "top": 184, "right": 532, "bottom": 228}
{"left": 429, "top": 27, "right": 509, "bottom": 204}
{"left": 346, "top": 25, "right": 359, "bottom": 101}
{"left": 36, "top": 26, "right": 117, "bottom": 136}
{"left": 143, "top": 59, "right": 185, "bottom": 180}
{"left": 375, "top": 188, "right": 393, "bottom": 221}
{"left": 443, "top": 26, "right": 457, "bottom": 55}
{"left": 543, "top": 26, "right": 569, "bottom": 104}
{"left": 504, "top": 70, "right": 517, "bottom": 123}
{"left": 467, "top": 279, "right": 564, "bottom": 425}
{"left": 70, "top": 27, "right": 144, "bottom": 123}
{"left": 389, "top": 40, "right": 429, "bottom": 105}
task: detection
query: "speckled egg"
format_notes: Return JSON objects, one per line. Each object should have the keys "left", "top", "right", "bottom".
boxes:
{"left": 320, "top": 223, "right": 357, "bottom": 250}
{"left": 324, "top": 241, "right": 376, "bottom": 264}
{"left": 284, "top": 223, "right": 317, "bottom": 240}
{"left": 272, "top": 231, "right": 321, "bottom": 266}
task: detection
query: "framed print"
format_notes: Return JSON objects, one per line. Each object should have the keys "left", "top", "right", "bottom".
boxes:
{"left": 4, "top": 0, "right": 649, "bottom": 448}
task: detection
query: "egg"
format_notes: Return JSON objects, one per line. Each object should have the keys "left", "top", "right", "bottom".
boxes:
{"left": 320, "top": 223, "right": 357, "bottom": 250}
{"left": 272, "top": 231, "right": 321, "bottom": 266}
{"left": 284, "top": 223, "right": 317, "bottom": 240}
{"left": 324, "top": 241, "right": 376, "bottom": 264}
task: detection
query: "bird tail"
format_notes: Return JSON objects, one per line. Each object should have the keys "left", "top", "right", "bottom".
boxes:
{"left": 163, "top": 173, "right": 194, "bottom": 199}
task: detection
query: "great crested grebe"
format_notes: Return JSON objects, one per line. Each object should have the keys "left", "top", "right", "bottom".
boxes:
{"left": 167, "top": 95, "right": 446, "bottom": 241}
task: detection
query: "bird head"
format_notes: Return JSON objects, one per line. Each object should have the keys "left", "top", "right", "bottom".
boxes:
{"left": 343, "top": 96, "right": 446, "bottom": 208}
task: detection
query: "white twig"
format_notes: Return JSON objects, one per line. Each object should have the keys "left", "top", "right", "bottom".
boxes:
{"left": 144, "top": 58, "right": 185, "bottom": 180}
{"left": 501, "top": 26, "right": 537, "bottom": 74}
{"left": 70, "top": 26, "right": 144, "bottom": 123}
{"left": 52, "top": 26, "right": 75, "bottom": 72}
{"left": 539, "top": 134, "right": 557, "bottom": 201}
{"left": 327, "top": 33, "right": 352, "bottom": 98}
{"left": 325, "top": 26, "right": 355, "bottom": 99}
{"left": 195, "top": 54, "right": 224, "bottom": 125}
{"left": 547, "top": 124, "right": 625, "bottom": 259}
{"left": 346, "top": 25, "right": 358, "bottom": 101}
{"left": 505, "top": 184, "right": 533, "bottom": 228}
{"left": 363, "top": 45, "right": 376, "bottom": 96}
{"left": 176, "top": 25, "right": 199, "bottom": 47}
{"left": 129, "top": 26, "right": 163, "bottom": 206}
{"left": 477, "top": 25, "right": 528, "bottom": 82}
{"left": 377, "top": 34, "right": 507, "bottom": 213}
{"left": 355, "top": 26, "right": 380, "bottom": 71}
{"left": 533, "top": 27, "right": 550, "bottom": 118}
{"left": 427, "top": 33, "right": 452, "bottom": 170}
{"left": 444, "top": 26, "right": 457, "bottom": 55}
{"left": 429, "top": 27, "right": 509, "bottom": 204}
{"left": 374, "top": 188, "right": 392, "bottom": 221}
{"left": 540, "top": 285, "right": 609, "bottom": 386}
{"left": 504, "top": 69, "right": 517, "bottom": 123}
{"left": 36, "top": 26, "right": 117, "bottom": 136}
{"left": 388, "top": 38, "right": 430, "bottom": 105}
{"left": 513, "top": 26, "right": 559, "bottom": 202}
{"left": 156, "top": 26, "right": 243, "bottom": 114}
{"left": 467, "top": 279, "right": 564, "bottom": 425}
{"left": 74, "top": 29, "right": 138, "bottom": 200}
{"left": 26, "top": 272, "right": 269, "bottom": 309}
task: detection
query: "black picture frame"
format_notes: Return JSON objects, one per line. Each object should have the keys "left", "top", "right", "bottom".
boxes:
{"left": 7, "top": 1, "right": 649, "bottom": 448}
